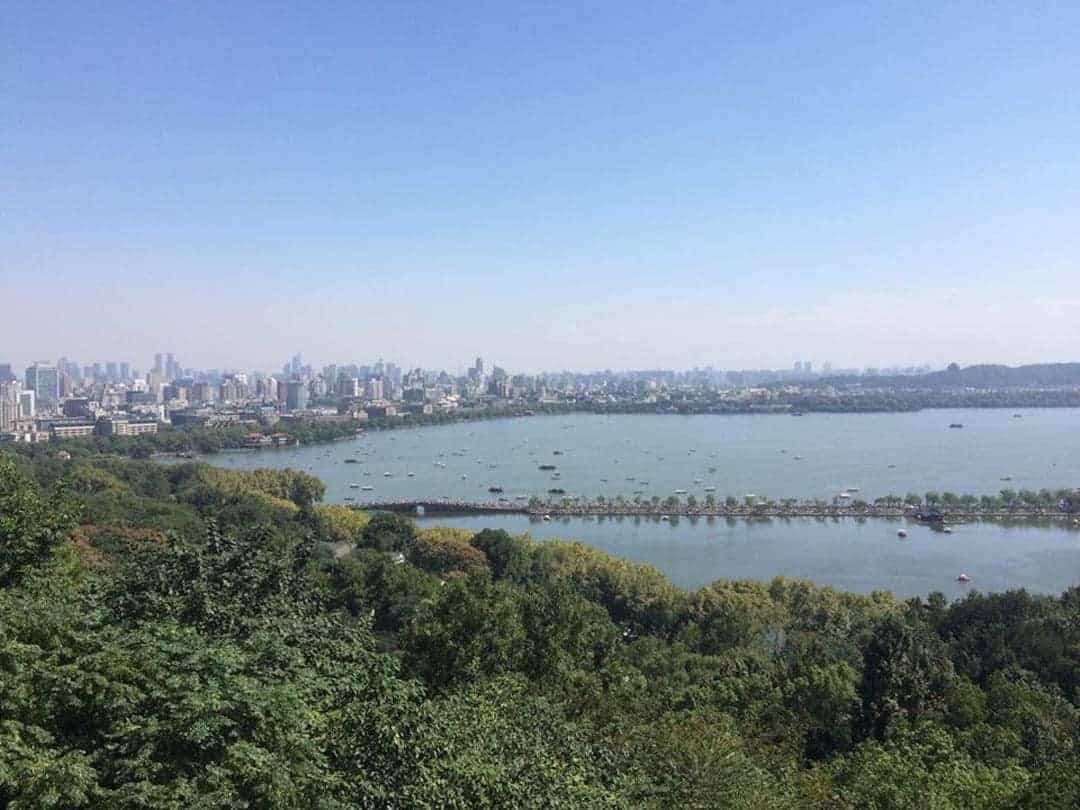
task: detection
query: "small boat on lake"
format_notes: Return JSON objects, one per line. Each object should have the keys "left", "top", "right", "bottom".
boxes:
{"left": 488, "top": 486, "right": 504, "bottom": 494}
{"left": 949, "top": 423, "right": 963, "bottom": 429}
{"left": 897, "top": 529, "right": 908, "bottom": 538}
{"left": 361, "top": 485, "right": 374, "bottom": 491}
{"left": 956, "top": 573, "right": 970, "bottom": 583}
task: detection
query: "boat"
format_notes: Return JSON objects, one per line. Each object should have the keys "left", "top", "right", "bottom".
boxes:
{"left": 542, "top": 514, "right": 552, "bottom": 521}
{"left": 488, "top": 486, "right": 504, "bottom": 494}
{"left": 344, "top": 458, "right": 359, "bottom": 464}
{"left": 548, "top": 488, "right": 566, "bottom": 495}
{"left": 383, "top": 472, "right": 393, "bottom": 477}
{"left": 349, "top": 483, "right": 360, "bottom": 489}
{"left": 407, "top": 472, "right": 415, "bottom": 477}
{"left": 845, "top": 487, "right": 861, "bottom": 493}
{"left": 674, "top": 489, "right": 688, "bottom": 495}
{"left": 793, "top": 455, "right": 804, "bottom": 461}
{"left": 949, "top": 423, "right": 963, "bottom": 429}
{"left": 791, "top": 411, "right": 803, "bottom": 416}
{"left": 1013, "top": 413, "right": 1022, "bottom": 418}
{"left": 693, "top": 479, "right": 703, "bottom": 484}
{"left": 539, "top": 464, "right": 557, "bottom": 471}
{"left": 897, "top": 529, "right": 908, "bottom": 538}
{"left": 361, "top": 485, "right": 374, "bottom": 491}
{"left": 956, "top": 573, "right": 970, "bottom": 583}
{"left": 660, "top": 515, "right": 670, "bottom": 521}
{"left": 461, "top": 474, "right": 468, "bottom": 479}
{"left": 343, "top": 496, "right": 355, "bottom": 502}
{"left": 1000, "top": 475, "right": 1013, "bottom": 482}
{"left": 704, "top": 486, "right": 717, "bottom": 492}
{"left": 943, "top": 526, "right": 953, "bottom": 534}
{"left": 553, "top": 450, "right": 563, "bottom": 455}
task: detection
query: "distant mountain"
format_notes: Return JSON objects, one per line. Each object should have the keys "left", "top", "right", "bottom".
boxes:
{"left": 831, "top": 363, "right": 1080, "bottom": 389}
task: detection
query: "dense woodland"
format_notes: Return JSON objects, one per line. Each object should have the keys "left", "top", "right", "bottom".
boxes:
{"left": 2, "top": 445, "right": 1080, "bottom": 808}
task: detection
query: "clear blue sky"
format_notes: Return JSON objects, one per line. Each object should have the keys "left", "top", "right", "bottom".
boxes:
{"left": 3, "top": 1, "right": 1079, "bottom": 373}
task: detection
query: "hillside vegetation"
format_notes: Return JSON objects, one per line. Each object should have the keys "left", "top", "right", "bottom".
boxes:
{"left": 2, "top": 449, "right": 1080, "bottom": 807}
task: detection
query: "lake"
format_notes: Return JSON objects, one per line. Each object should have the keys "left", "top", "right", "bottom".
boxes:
{"left": 195, "top": 410, "right": 1080, "bottom": 596}
{"left": 204, "top": 409, "right": 1080, "bottom": 504}
{"left": 416, "top": 513, "right": 1080, "bottom": 598}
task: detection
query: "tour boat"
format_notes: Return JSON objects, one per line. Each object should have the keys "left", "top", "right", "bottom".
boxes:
{"left": 361, "top": 485, "right": 374, "bottom": 491}
{"left": 674, "top": 489, "right": 688, "bottom": 495}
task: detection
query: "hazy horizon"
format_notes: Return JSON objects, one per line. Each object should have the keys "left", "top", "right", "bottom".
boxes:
{"left": 4, "top": 2, "right": 1079, "bottom": 371}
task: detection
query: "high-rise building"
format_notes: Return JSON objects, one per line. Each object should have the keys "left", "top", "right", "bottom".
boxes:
{"left": 0, "top": 381, "right": 19, "bottom": 430}
{"left": 285, "top": 380, "right": 309, "bottom": 411}
{"left": 365, "top": 375, "right": 384, "bottom": 401}
{"left": 19, "top": 390, "right": 36, "bottom": 419}
{"left": 106, "top": 362, "right": 118, "bottom": 381}
{"left": 154, "top": 354, "right": 164, "bottom": 374}
{"left": 0, "top": 364, "right": 14, "bottom": 383}
{"left": 120, "top": 362, "right": 131, "bottom": 380}
{"left": 24, "top": 363, "right": 59, "bottom": 412}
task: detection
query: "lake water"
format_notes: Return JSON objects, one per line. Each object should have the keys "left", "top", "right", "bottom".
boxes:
{"left": 416, "top": 514, "right": 1080, "bottom": 598}
{"left": 206, "top": 410, "right": 1080, "bottom": 504}
{"left": 196, "top": 410, "right": 1080, "bottom": 596}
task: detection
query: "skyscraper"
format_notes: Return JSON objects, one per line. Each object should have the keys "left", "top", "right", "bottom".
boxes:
{"left": 154, "top": 353, "right": 164, "bottom": 374}
{"left": 0, "top": 381, "right": 19, "bottom": 430}
{"left": 24, "top": 363, "right": 59, "bottom": 412}
{"left": 285, "top": 380, "right": 309, "bottom": 411}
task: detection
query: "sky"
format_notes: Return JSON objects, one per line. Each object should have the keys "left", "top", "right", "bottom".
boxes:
{"left": 3, "top": 1, "right": 1080, "bottom": 374}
